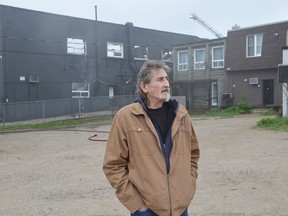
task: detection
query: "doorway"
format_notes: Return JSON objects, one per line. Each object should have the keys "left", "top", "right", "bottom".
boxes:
{"left": 211, "top": 81, "right": 218, "bottom": 106}
{"left": 28, "top": 83, "right": 39, "bottom": 101}
{"left": 263, "top": 79, "right": 274, "bottom": 105}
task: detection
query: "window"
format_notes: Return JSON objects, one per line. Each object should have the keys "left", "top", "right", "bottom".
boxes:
{"left": 109, "top": 86, "right": 114, "bottom": 98}
{"left": 211, "top": 82, "right": 218, "bottom": 106}
{"left": 72, "top": 83, "right": 89, "bottom": 98}
{"left": 67, "top": 38, "right": 86, "bottom": 55}
{"left": 194, "top": 49, "right": 205, "bottom": 69}
{"left": 246, "top": 33, "right": 263, "bottom": 57}
{"left": 178, "top": 51, "right": 188, "bottom": 71}
{"left": 212, "top": 46, "right": 224, "bottom": 68}
{"left": 161, "top": 48, "right": 173, "bottom": 62}
{"left": 134, "top": 45, "right": 148, "bottom": 60}
{"left": 107, "top": 42, "right": 124, "bottom": 58}
{"left": 29, "top": 75, "right": 40, "bottom": 83}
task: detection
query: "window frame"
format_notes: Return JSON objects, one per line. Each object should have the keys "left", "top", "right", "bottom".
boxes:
{"left": 194, "top": 48, "right": 205, "bottom": 70}
{"left": 177, "top": 50, "right": 188, "bottom": 71}
{"left": 72, "top": 83, "right": 90, "bottom": 98}
{"left": 134, "top": 45, "right": 148, "bottom": 60}
{"left": 161, "top": 48, "right": 173, "bottom": 62}
{"left": 107, "top": 42, "right": 124, "bottom": 58}
{"left": 212, "top": 46, "right": 224, "bottom": 68}
{"left": 67, "top": 38, "right": 86, "bottom": 55}
{"left": 246, "top": 33, "right": 263, "bottom": 57}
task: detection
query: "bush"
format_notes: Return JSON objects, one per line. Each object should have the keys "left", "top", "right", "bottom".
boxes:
{"left": 255, "top": 116, "right": 288, "bottom": 131}
{"left": 206, "top": 96, "right": 253, "bottom": 117}
{"left": 236, "top": 96, "right": 253, "bottom": 114}
{"left": 256, "top": 117, "right": 276, "bottom": 127}
{"left": 224, "top": 96, "right": 253, "bottom": 114}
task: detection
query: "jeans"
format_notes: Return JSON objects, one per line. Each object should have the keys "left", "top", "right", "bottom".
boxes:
{"left": 131, "top": 208, "right": 188, "bottom": 216}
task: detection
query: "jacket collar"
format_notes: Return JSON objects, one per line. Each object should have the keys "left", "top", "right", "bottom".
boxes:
{"left": 133, "top": 96, "right": 180, "bottom": 114}
{"left": 134, "top": 97, "right": 148, "bottom": 112}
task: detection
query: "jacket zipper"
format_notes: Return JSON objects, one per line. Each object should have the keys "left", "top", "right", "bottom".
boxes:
{"left": 167, "top": 174, "right": 172, "bottom": 216}
{"left": 146, "top": 111, "right": 174, "bottom": 215}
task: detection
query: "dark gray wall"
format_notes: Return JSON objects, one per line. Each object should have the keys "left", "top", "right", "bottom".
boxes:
{"left": 0, "top": 4, "right": 203, "bottom": 103}
{"left": 1, "top": 5, "right": 97, "bottom": 102}
{"left": 0, "top": 6, "right": 4, "bottom": 103}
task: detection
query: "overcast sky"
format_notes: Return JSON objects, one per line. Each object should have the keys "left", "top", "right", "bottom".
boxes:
{"left": 0, "top": 0, "right": 288, "bottom": 39}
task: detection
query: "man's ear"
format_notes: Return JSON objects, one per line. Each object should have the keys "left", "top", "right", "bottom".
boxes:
{"left": 140, "top": 82, "right": 148, "bottom": 93}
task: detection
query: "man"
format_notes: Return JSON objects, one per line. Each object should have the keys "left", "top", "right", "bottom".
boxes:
{"left": 103, "top": 60, "right": 200, "bottom": 216}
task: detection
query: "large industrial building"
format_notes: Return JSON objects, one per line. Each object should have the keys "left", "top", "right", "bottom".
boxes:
{"left": 0, "top": 4, "right": 204, "bottom": 103}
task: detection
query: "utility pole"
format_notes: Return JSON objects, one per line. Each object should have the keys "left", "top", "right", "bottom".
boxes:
{"left": 190, "top": 13, "right": 224, "bottom": 38}
{"left": 281, "top": 47, "right": 288, "bottom": 117}
{"left": 94, "top": 5, "right": 99, "bottom": 95}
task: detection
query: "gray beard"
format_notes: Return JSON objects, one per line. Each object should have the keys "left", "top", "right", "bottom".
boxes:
{"left": 165, "top": 92, "right": 171, "bottom": 102}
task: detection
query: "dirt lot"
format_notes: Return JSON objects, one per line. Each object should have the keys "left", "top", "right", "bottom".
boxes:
{"left": 0, "top": 113, "right": 288, "bottom": 216}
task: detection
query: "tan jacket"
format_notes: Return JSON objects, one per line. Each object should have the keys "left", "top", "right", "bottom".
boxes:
{"left": 103, "top": 100, "right": 199, "bottom": 216}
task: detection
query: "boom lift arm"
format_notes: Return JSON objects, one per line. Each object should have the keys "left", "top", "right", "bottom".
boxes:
{"left": 190, "top": 13, "right": 224, "bottom": 38}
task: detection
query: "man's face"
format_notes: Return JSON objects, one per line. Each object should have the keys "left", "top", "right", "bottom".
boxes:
{"left": 141, "top": 68, "right": 170, "bottom": 108}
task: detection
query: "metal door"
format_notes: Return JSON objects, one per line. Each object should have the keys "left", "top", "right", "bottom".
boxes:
{"left": 263, "top": 79, "right": 274, "bottom": 105}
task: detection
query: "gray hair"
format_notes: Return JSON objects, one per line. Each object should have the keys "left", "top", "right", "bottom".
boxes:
{"left": 135, "top": 60, "right": 170, "bottom": 104}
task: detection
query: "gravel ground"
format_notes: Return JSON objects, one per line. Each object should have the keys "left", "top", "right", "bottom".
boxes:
{"left": 0, "top": 114, "right": 287, "bottom": 216}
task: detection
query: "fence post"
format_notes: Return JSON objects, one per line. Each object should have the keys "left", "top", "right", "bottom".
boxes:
{"left": 2, "top": 103, "right": 5, "bottom": 126}
{"left": 42, "top": 100, "right": 45, "bottom": 123}
{"left": 78, "top": 99, "right": 82, "bottom": 118}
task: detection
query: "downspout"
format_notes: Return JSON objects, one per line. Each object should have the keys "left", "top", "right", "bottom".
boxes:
{"left": 125, "top": 22, "right": 138, "bottom": 94}
{"left": 94, "top": 6, "right": 100, "bottom": 95}
{"left": 282, "top": 47, "right": 288, "bottom": 116}
{"left": 0, "top": 6, "right": 6, "bottom": 103}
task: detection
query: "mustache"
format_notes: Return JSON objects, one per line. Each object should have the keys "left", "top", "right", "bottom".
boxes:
{"left": 161, "top": 88, "right": 170, "bottom": 92}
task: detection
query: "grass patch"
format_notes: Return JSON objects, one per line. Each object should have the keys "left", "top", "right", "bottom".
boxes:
{"left": 0, "top": 115, "right": 113, "bottom": 132}
{"left": 205, "top": 108, "right": 237, "bottom": 118}
{"left": 255, "top": 117, "right": 288, "bottom": 132}
{"left": 206, "top": 96, "right": 253, "bottom": 118}
{"left": 261, "top": 108, "right": 278, "bottom": 116}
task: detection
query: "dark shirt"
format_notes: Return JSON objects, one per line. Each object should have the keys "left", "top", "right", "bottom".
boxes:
{"left": 147, "top": 102, "right": 170, "bottom": 140}
{"left": 147, "top": 100, "right": 178, "bottom": 141}
{"left": 147, "top": 101, "right": 177, "bottom": 173}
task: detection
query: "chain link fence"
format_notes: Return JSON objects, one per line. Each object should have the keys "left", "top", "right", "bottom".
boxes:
{"left": 0, "top": 95, "right": 136, "bottom": 126}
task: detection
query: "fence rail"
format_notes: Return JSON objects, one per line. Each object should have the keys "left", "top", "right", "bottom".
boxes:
{"left": 0, "top": 95, "right": 186, "bottom": 126}
{"left": 0, "top": 95, "right": 135, "bottom": 126}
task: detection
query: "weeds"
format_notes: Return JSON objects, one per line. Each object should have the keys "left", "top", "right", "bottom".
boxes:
{"left": 206, "top": 96, "right": 253, "bottom": 117}
{"left": 255, "top": 117, "right": 288, "bottom": 131}
{"left": 262, "top": 108, "right": 278, "bottom": 116}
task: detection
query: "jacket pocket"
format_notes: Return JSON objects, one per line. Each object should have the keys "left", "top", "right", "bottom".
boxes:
{"left": 174, "top": 130, "right": 191, "bottom": 154}
{"left": 127, "top": 127, "right": 158, "bottom": 155}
